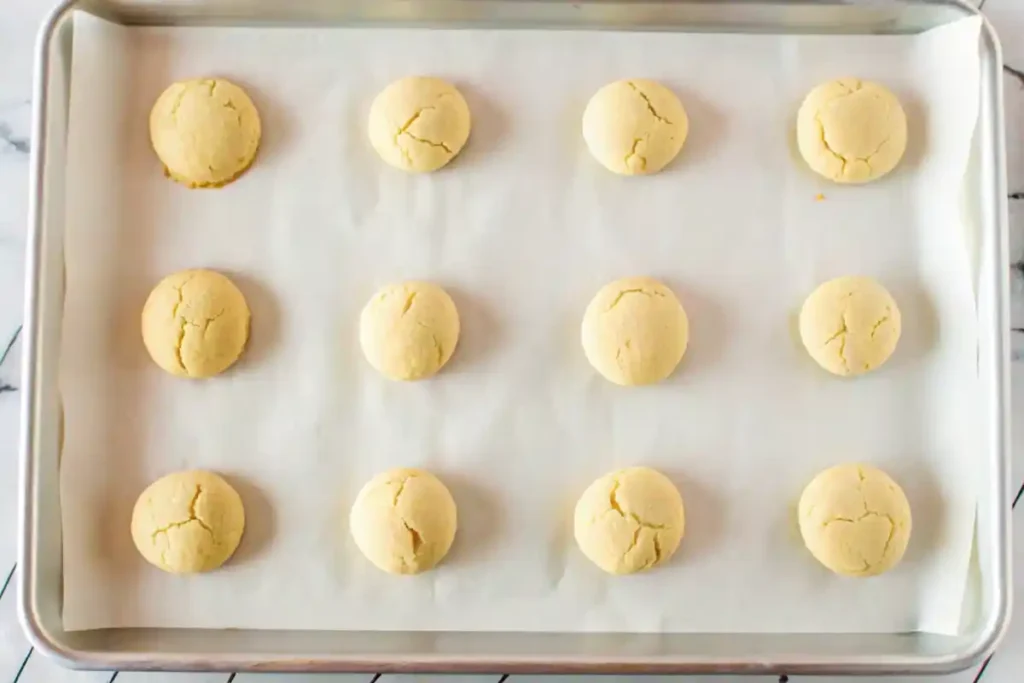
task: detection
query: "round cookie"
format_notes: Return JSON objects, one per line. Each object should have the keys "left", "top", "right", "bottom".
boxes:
{"left": 131, "top": 470, "right": 245, "bottom": 574}
{"left": 574, "top": 466, "right": 685, "bottom": 575}
{"left": 141, "top": 269, "right": 251, "bottom": 379}
{"left": 796, "top": 78, "right": 907, "bottom": 184}
{"left": 581, "top": 277, "right": 689, "bottom": 386}
{"left": 359, "top": 281, "right": 460, "bottom": 381}
{"left": 799, "top": 275, "right": 901, "bottom": 377}
{"left": 798, "top": 463, "right": 912, "bottom": 577}
{"left": 582, "top": 79, "right": 689, "bottom": 175}
{"left": 149, "top": 78, "right": 261, "bottom": 188}
{"left": 368, "top": 76, "right": 471, "bottom": 172}
{"left": 350, "top": 468, "right": 458, "bottom": 575}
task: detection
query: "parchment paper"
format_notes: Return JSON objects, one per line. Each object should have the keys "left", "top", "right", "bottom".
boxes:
{"left": 59, "top": 12, "right": 984, "bottom": 635}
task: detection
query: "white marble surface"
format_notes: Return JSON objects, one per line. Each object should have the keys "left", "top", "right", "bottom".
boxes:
{"left": 0, "top": 0, "right": 1022, "bottom": 681}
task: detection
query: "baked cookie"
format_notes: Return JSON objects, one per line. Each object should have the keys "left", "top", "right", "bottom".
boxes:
{"left": 368, "top": 76, "right": 471, "bottom": 172}
{"left": 141, "top": 269, "right": 250, "bottom": 379}
{"left": 359, "top": 281, "right": 460, "bottom": 381}
{"left": 581, "top": 276, "right": 689, "bottom": 385}
{"left": 582, "top": 79, "right": 689, "bottom": 175}
{"left": 149, "top": 78, "right": 261, "bottom": 188}
{"left": 574, "top": 466, "right": 685, "bottom": 575}
{"left": 350, "top": 468, "right": 458, "bottom": 575}
{"left": 131, "top": 470, "right": 245, "bottom": 574}
{"left": 798, "top": 463, "right": 912, "bottom": 577}
{"left": 796, "top": 78, "right": 907, "bottom": 183}
{"left": 799, "top": 275, "right": 901, "bottom": 377}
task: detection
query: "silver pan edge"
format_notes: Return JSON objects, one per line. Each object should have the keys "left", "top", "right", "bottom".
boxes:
{"left": 18, "top": 0, "right": 1012, "bottom": 674}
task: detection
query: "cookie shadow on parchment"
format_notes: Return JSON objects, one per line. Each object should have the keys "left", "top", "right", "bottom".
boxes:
{"left": 663, "top": 281, "right": 730, "bottom": 384}
{"left": 448, "top": 84, "right": 512, "bottom": 171}
{"left": 668, "top": 471, "right": 725, "bottom": 563}
{"left": 234, "top": 79, "right": 294, "bottom": 171}
{"left": 883, "top": 277, "right": 939, "bottom": 374}
{"left": 891, "top": 458, "right": 943, "bottom": 568}
{"left": 224, "top": 271, "right": 282, "bottom": 371}
{"left": 785, "top": 101, "right": 805, "bottom": 169}
{"left": 670, "top": 86, "right": 726, "bottom": 172}
{"left": 543, "top": 492, "right": 578, "bottom": 589}
{"left": 443, "top": 285, "right": 504, "bottom": 373}
{"left": 788, "top": 308, "right": 828, "bottom": 377}
{"left": 897, "top": 93, "right": 928, "bottom": 176}
{"left": 227, "top": 474, "right": 277, "bottom": 565}
{"left": 437, "top": 471, "right": 505, "bottom": 569}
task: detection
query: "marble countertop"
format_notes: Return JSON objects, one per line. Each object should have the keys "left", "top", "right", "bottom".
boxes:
{"left": 1, "top": 1, "right": 1023, "bottom": 682}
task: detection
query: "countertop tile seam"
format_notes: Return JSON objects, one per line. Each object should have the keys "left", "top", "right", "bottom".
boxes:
{"left": 12, "top": 648, "right": 31, "bottom": 683}
{"left": 0, "top": 565, "right": 14, "bottom": 604}
{"left": 0, "top": 326, "right": 19, "bottom": 394}
{"left": 0, "top": 327, "right": 19, "bottom": 369}
{"left": 1006, "top": 64, "right": 1023, "bottom": 86}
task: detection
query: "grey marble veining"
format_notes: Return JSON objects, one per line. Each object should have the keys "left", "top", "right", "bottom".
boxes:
{"left": 0, "top": 123, "right": 28, "bottom": 156}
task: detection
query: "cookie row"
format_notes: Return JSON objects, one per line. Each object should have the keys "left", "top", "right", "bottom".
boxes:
{"left": 141, "top": 270, "right": 902, "bottom": 382}
{"left": 149, "top": 75, "right": 908, "bottom": 186}
{"left": 131, "top": 462, "right": 912, "bottom": 578}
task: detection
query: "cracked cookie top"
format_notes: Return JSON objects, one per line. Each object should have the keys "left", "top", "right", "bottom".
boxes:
{"left": 142, "top": 269, "right": 251, "bottom": 379}
{"left": 349, "top": 468, "right": 458, "bottom": 575}
{"left": 796, "top": 78, "right": 907, "bottom": 184}
{"left": 359, "top": 281, "right": 461, "bottom": 381}
{"left": 798, "top": 463, "right": 912, "bottom": 577}
{"left": 582, "top": 79, "right": 689, "bottom": 176}
{"left": 149, "top": 78, "right": 261, "bottom": 188}
{"left": 574, "top": 466, "right": 685, "bottom": 575}
{"left": 798, "top": 275, "right": 901, "bottom": 377}
{"left": 581, "top": 276, "right": 689, "bottom": 386}
{"left": 368, "top": 76, "right": 471, "bottom": 173}
{"left": 131, "top": 470, "right": 246, "bottom": 574}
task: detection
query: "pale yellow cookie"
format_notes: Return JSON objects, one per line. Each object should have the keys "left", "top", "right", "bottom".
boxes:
{"left": 796, "top": 78, "right": 907, "bottom": 184}
{"left": 581, "top": 277, "right": 689, "bottom": 386}
{"left": 359, "top": 281, "right": 460, "bottom": 381}
{"left": 368, "top": 76, "right": 471, "bottom": 172}
{"left": 131, "top": 470, "right": 245, "bottom": 574}
{"left": 149, "top": 78, "right": 261, "bottom": 188}
{"left": 582, "top": 79, "right": 689, "bottom": 175}
{"left": 142, "top": 269, "right": 251, "bottom": 379}
{"left": 574, "top": 467, "right": 685, "bottom": 575}
{"left": 798, "top": 463, "right": 912, "bottom": 577}
{"left": 799, "top": 275, "right": 901, "bottom": 377}
{"left": 350, "top": 468, "right": 458, "bottom": 575}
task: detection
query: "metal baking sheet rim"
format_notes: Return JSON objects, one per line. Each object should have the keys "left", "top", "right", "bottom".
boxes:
{"left": 16, "top": 0, "right": 1012, "bottom": 675}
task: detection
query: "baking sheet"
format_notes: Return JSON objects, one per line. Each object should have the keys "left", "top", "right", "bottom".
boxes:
{"left": 59, "top": 12, "right": 984, "bottom": 635}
